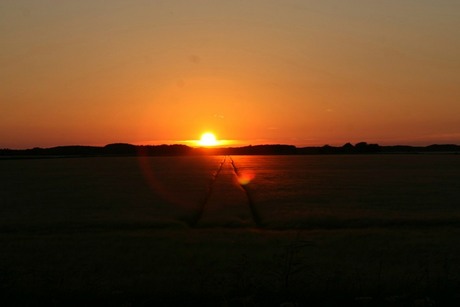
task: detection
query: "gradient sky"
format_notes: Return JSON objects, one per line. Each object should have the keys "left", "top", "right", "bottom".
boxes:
{"left": 1, "top": 0, "right": 460, "bottom": 148}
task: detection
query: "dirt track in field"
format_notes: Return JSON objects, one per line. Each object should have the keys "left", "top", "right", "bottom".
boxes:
{"left": 191, "top": 156, "right": 262, "bottom": 228}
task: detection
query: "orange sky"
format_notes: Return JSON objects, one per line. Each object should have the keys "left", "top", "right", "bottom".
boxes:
{"left": 1, "top": 0, "right": 460, "bottom": 148}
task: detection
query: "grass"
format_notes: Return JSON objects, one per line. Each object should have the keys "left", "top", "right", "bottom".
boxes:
{"left": 2, "top": 227, "right": 460, "bottom": 306}
{"left": 2, "top": 156, "right": 460, "bottom": 305}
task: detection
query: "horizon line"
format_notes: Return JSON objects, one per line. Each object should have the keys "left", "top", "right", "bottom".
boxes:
{"left": 2, "top": 141, "right": 460, "bottom": 151}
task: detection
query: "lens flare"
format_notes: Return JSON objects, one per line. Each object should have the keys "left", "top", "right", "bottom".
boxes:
{"left": 237, "top": 170, "right": 255, "bottom": 185}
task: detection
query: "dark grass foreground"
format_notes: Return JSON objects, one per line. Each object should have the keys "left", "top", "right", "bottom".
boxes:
{"left": 2, "top": 155, "right": 460, "bottom": 305}
{"left": 2, "top": 226, "right": 460, "bottom": 306}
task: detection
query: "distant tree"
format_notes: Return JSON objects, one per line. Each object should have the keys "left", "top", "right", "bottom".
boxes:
{"left": 320, "top": 144, "right": 335, "bottom": 154}
{"left": 426, "top": 144, "right": 460, "bottom": 152}
{"left": 104, "top": 143, "right": 137, "bottom": 155}
{"left": 342, "top": 142, "right": 355, "bottom": 153}
{"left": 355, "top": 142, "right": 380, "bottom": 153}
{"left": 355, "top": 142, "right": 368, "bottom": 149}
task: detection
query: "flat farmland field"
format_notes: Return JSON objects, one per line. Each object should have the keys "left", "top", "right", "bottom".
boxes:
{"left": 1, "top": 155, "right": 460, "bottom": 306}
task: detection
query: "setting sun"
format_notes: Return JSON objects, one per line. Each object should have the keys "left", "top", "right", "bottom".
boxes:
{"left": 199, "top": 132, "right": 218, "bottom": 147}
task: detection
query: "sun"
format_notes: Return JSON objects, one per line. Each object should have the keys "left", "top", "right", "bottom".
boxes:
{"left": 199, "top": 132, "right": 218, "bottom": 146}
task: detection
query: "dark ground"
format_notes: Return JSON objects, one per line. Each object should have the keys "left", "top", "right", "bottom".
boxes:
{"left": 2, "top": 226, "right": 460, "bottom": 306}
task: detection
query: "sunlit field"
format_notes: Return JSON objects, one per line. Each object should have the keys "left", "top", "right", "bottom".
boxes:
{"left": 2, "top": 155, "right": 460, "bottom": 305}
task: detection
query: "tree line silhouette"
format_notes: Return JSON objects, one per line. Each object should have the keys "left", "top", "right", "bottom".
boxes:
{"left": 1, "top": 142, "right": 459, "bottom": 158}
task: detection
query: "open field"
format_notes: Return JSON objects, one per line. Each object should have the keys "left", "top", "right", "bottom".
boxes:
{"left": 2, "top": 155, "right": 460, "bottom": 305}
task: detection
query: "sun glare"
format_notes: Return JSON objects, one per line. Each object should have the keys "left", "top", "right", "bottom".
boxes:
{"left": 199, "top": 132, "right": 218, "bottom": 146}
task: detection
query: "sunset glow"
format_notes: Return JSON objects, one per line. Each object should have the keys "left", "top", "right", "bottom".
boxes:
{"left": 198, "top": 133, "right": 218, "bottom": 147}
{"left": 1, "top": 1, "right": 460, "bottom": 149}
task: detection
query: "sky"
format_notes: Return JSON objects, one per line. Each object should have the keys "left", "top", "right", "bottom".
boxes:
{"left": 1, "top": 0, "right": 460, "bottom": 148}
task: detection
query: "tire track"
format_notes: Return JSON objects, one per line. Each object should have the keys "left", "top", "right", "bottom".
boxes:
{"left": 229, "top": 156, "right": 263, "bottom": 227}
{"left": 190, "top": 156, "right": 227, "bottom": 227}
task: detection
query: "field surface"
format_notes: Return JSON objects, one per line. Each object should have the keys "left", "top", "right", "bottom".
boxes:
{"left": 1, "top": 155, "right": 460, "bottom": 306}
